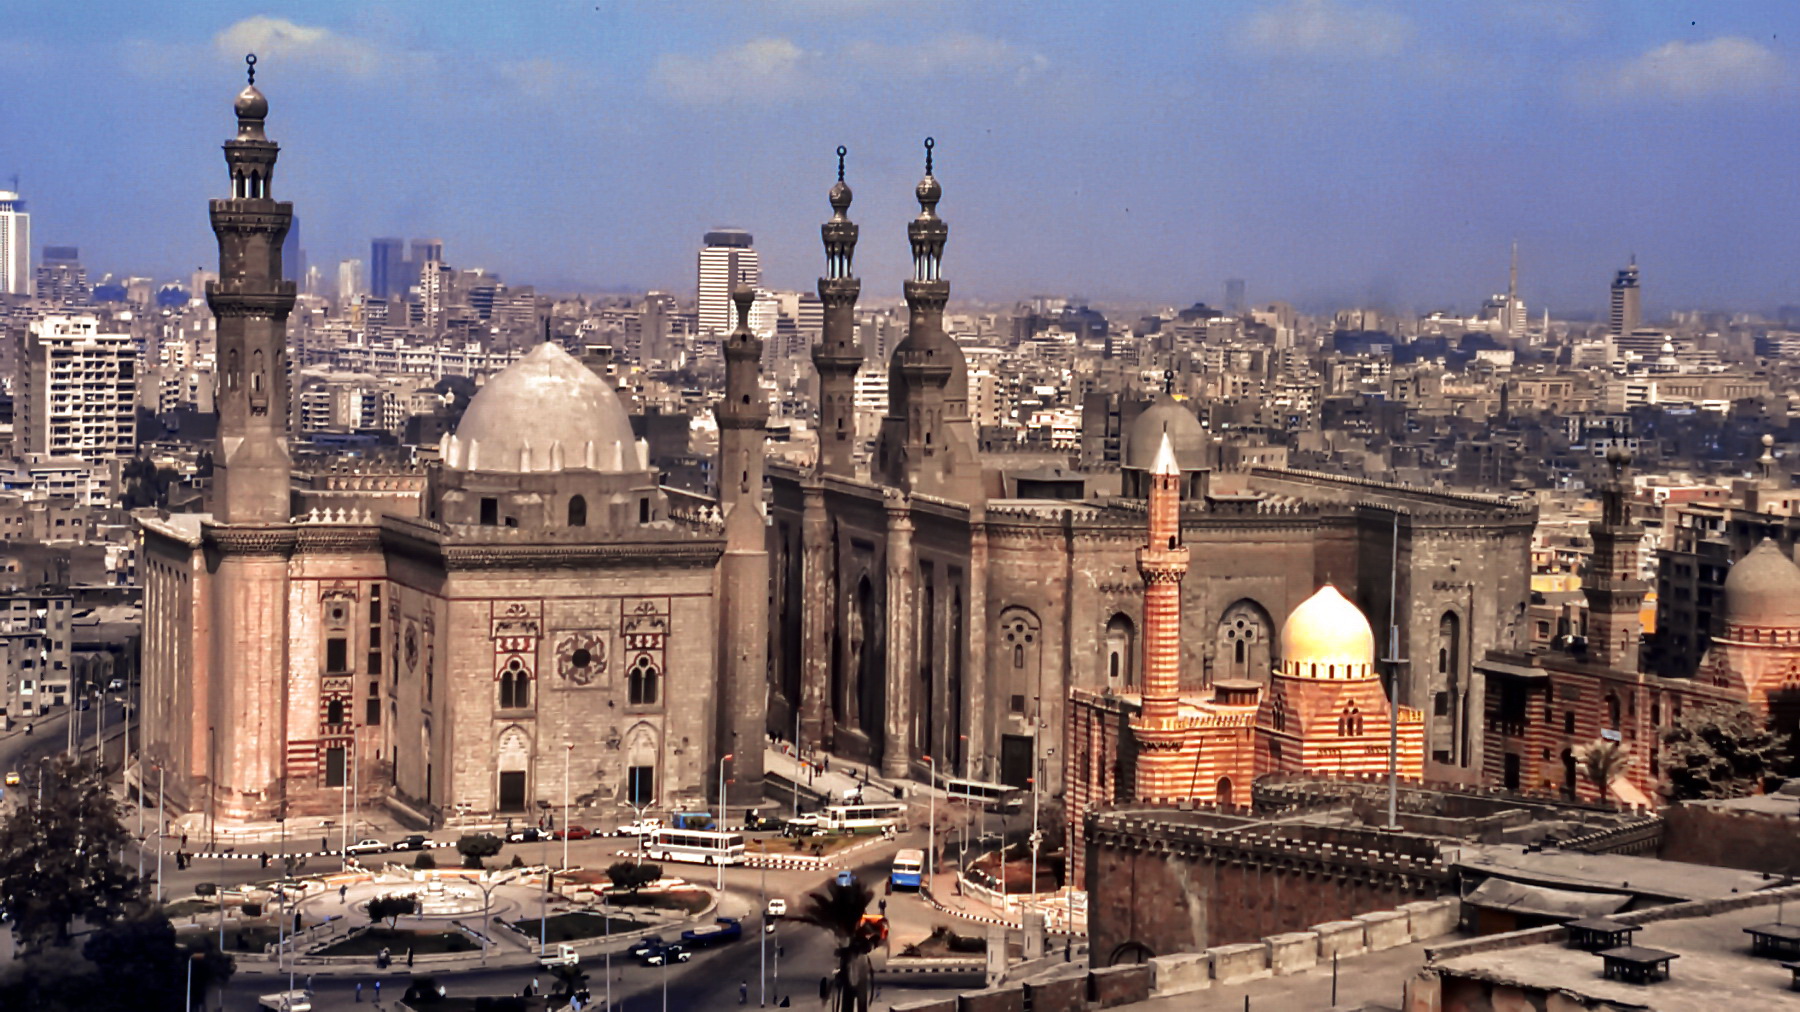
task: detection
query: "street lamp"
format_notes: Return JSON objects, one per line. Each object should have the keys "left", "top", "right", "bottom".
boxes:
{"left": 563, "top": 743, "right": 573, "bottom": 872}
{"left": 155, "top": 763, "right": 166, "bottom": 905}
{"left": 717, "top": 752, "right": 733, "bottom": 893}
{"left": 924, "top": 754, "right": 936, "bottom": 899}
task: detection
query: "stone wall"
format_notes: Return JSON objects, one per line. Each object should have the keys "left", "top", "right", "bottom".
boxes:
{"left": 1661, "top": 802, "right": 1800, "bottom": 877}
{"left": 1085, "top": 808, "right": 1454, "bottom": 961}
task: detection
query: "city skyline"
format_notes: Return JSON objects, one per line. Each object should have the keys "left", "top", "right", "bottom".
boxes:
{"left": 3, "top": 1, "right": 1799, "bottom": 312}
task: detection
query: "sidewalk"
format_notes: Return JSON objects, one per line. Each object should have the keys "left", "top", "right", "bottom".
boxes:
{"left": 763, "top": 745, "right": 944, "bottom": 812}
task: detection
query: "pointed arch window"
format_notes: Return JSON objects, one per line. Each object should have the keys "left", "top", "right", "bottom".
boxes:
{"left": 498, "top": 658, "right": 531, "bottom": 710}
{"left": 1338, "top": 704, "right": 1363, "bottom": 737}
{"left": 568, "top": 495, "right": 587, "bottom": 527}
{"left": 628, "top": 656, "right": 660, "bottom": 706}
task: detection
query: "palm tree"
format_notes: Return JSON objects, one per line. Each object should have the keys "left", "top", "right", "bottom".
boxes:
{"left": 792, "top": 875, "right": 880, "bottom": 1012}
{"left": 1577, "top": 740, "right": 1629, "bottom": 801}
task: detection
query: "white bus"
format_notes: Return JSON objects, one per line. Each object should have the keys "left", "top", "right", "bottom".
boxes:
{"left": 941, "top": 778, "right": 1023, "bottom": 813}
{"left": 822, "top": 802, "right": 907, "bottom": 835}
{"left": 890, "top": 848, "right": 924, "bottom": 890}
{"left": 644, "top": 827, "right": 747, "bottom": 866}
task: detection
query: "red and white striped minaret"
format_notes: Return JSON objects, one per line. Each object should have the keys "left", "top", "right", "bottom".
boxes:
{"left": 1131, "top": 433, "right": 1190, "bottom": 798}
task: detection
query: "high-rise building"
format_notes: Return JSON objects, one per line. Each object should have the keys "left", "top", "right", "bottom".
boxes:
{"left": 1224, "top": 278, "right": 1245, "bottom": 315}
{"left": 410, "top": 237, "right": 443, "bottom": 268}
{"left": 1609, "top": 256, "right": 1641, "bottom": 339}
{"left": 35, "top": 246, "right": 90, "bottom": 306}
{"left": 337, "top": 258, "right": 364, "bottom": 302}
{"left": 284, "top": 213, "right": 306, "bottom": 289}
{"left": 0, "top": 190, "right": 29, "bottom": 296}
{"left": 18, "top": 314, "right": 139, "bottom": 461}
{"left": 370, "top": 237, "right": 405, "bottom": 298}
{"left": 697, "top": 228, "right": 759, "bottom": 337}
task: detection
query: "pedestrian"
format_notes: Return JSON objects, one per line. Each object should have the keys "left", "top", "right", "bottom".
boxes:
{"left": 181, "top": 832, "right": 188, "bottom": 850}
{"left": 340, "top": 884, "right": 348, "bottom": 903}
{"left": 740, "top": 979, "right": 749, "bottom": 1004}
{"left": 822, "top": 755, "right": 830, "bottom": 774}
{"left": 879, "top": 899, "right": 887, "bottom": 916}
{"left": 306, "top": 973, "right": 313, "bottom": 993}
{"left": 407, "top": 946, "right": 414, "bottom": 968}
{"left": 355, "top": 981, "right": 363, "bottom": 1002}
{"left": 374, "top": 979, "right": 381, "bottom": 1001}
{"left": 531, "top": 977, "right": 540, "bottom": 996}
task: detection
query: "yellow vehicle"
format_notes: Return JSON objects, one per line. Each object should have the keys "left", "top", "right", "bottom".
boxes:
{"left": 4, "top": 772, "right": 19, "bottom": 787}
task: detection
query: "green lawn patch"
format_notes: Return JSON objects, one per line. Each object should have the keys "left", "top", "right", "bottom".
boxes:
{"left": 162, "top": 899, "right": 217, "bottom": 919}
{"left": 606, "top": 889, "right": 710, "bottom": 915}
{"left": 316, "top": 927, "right": 479, "bottom": 956}
{"left": 508, "top": 911, "right": 651, "bottom": 943}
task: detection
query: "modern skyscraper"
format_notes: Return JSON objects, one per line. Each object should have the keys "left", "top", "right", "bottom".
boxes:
{"left": 370, "top": 237, "right": 405, "bottom": 298}
{"left": 697, "top": 228, "right": 759, "bottom": 337}
{"left": 283, "top": 213, "right": 306, "bottom": 289}
{"left": 18, "top": 315, "right": 138, "bottom": 461}
{"left": 410, "top": 237, "right": 443, "bottom": 268}
{"left": 35, "top": 246, "right": 90, "bottom": 306}
{"left": 337, "top": 257, "right": 364, "bottom": 302}
{"left": 0, "top": 190, "right": 29, "bottom": 295}
{"left": 1503, "top": 241, "right": 1525, "bottom": 340}
{"left": 1609, "top": 256, "right": 1641, "bottom": 339}
{"left": 1225, "top": 278, "right": 1246, "bottom": 315}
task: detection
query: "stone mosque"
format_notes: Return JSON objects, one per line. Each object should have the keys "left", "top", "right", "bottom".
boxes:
{"left": 141, "top": 67, "right": 1543, "bottom": 830}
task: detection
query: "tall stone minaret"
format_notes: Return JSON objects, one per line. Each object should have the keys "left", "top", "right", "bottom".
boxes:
{"left": 1131, "top": 434, "right": 1190, "bottom": 799}
{"left": 206, "top": 54, "right": 297, "bottom": 823}
{"left": 1583, "top": 446, "right": 1645, "bottom": 674}
{"left": 716, "top": 285, "right": 769, "bottom": 806}
{"left": 800, "top": 148, "right": 859, "bottom": 752}
{"left": 813, "top": 146, "right": 861, "bottom": 479}
{"left": 876, "top": 138, "right": 982, "bottom": 503}
{"left": 210, "top": 53, "right": 295, "bottom": 524}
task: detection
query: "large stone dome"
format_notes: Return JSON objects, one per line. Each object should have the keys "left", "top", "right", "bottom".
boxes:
{"left": 1279, "top": 585, "right": 1377, "bottom": 679}
{"left": 1723, "top": 539, "right": 1800, "bottom": 629}
{"left": 1125, "top": 394, "right": 1207, "bottom": 471}
{"left": 444, "top": 342, "right": 639, "bottom": 473}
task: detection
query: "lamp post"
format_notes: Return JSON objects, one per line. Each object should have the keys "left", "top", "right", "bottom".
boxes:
{"left": 563, "top": 743, "right": 573, "bottom": 872}
{"left": 718, "top": 752, "right": 733, "bottom": 893}
{"left": 759, "top": 861, "right": 767, "bottom": 1007}
{"left": 603, "top": 891, "right": 612, "bottom": 1012}
{"left": 924, "top": 754, "right": 936, "bottom": 898}
{"left": 477, "top": 879, "right": 498, "bottom": 966}
{"left": 155, "top": 763, "right": 165, "bottom": 905}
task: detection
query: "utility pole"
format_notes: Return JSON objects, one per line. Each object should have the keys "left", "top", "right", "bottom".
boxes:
{"left": 1382, "top": 512, "right": 1409, "bottom": 830}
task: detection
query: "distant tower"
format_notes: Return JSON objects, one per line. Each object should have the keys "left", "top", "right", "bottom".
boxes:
{"left": 814, "top": 146, "right": 862, "bottom": 478}
{"left": 205, "top": 54, "right": 298, "bottom": 822}
{"left": 1504, "top": 241, "right": 1524, "bottom": 340}
{"left": 1130, "top": 434, "right": 1190, "bottom": 799}
{"left": 875, "top": 139, "right": 982, "bottom": 503}
{"left": 369, "top": 237, "right": 405, "bottom": 298}
{"left": 1583, "top": 446, "right": 1646, "bottom": 673}
{"left": 715, "top": 285, "right": 769, "bottom": 805}
{"left": 0, "top": 187, "right": 28, "bottom": 295}
{"left": 1225, "top": 278, "right": 1246, "bottom": 315}
{"left": 1609, "top": 256, "right": 1641, "bottom": 339}
{"left": 697, "top": 229, "right": 759, "bottom": 338}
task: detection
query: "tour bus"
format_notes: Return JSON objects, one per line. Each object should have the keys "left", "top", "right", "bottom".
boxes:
{"left": 890, "top": 848, "right": 924, "bottom": 890}
{"left": 941, "top": 777, "right": 1024, "bottom": 813}
{"left": 821, "top": 802, "right": 908, "bottom": 835}
{"left": 644, "top": 827, "right": 747, "bottom": 866}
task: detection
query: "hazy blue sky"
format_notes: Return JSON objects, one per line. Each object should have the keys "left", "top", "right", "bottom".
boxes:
{"left": 5, "top": 1, "right": 1798, "bottom": 314}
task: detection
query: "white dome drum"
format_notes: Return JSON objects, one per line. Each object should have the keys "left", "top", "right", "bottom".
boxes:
{"left": 1278, "top": 584, "right": 1377, "bottom": 679}
{"left": 443, "top": 342, "right": 642, "bottom": 474}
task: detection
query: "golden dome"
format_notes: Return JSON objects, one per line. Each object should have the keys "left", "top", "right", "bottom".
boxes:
{"left": 1279, "top": 585, "right": 1377, "bottom": 679}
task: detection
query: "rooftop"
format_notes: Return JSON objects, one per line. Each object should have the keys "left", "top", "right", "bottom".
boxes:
{"left": 1455, "top": 842, "right": 1779, "bottom": 904}
{"left": 1432, "top": 887, "right": 1800, "bottom": 1010}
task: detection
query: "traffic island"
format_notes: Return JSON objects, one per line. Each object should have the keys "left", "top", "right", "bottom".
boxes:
{"left": 509, "top": 912, "right": 653, "bottom": 942}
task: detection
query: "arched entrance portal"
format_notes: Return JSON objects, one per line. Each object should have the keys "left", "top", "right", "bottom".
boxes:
{"left": 496, "top": 726, "right": 530, "bottom": 812}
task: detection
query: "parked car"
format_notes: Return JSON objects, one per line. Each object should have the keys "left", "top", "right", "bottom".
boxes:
{"left": 3, "top": 772, "right": 19, "bottom": 787}
{"left": 106, "top": 678, "right": 125, "bottom": 692}
{"left": 626, "top": 936, "right": 666, "bottom": 959}
{"left": 506, "top": 828, "right": 543, "bottom": 843}
{"left": 680, "top": 917, "right": 743, "bottom": 947}
{"left": 766, "top": 898, "right": 787, "bottom": 918}
{"left": 835, "top": 870, "right": 856, "bottom": 887}
{"left": 741, "top": 809, "right": 778, "bottom": 832}
{"left": 538, "top": 943, "right": 579, "bottom": 969}
{"left": 619, "top": 819, "right": 663, "bottom": 837}
{"left": 639, "top": 942, "right": 691, "bottom": 966}
{"left": 345, "top": 839, "right": 388, "bottom": 856}
{"left": 551, "top": 825, "right": 591, "bottom": 841}
{"left": 393, "top": 834, "right": 429, "bottom": 851}
{"left": 257, "top": 990, "right": 312, "bottom": 1011}
{"left": 782, "top": 814, "right": 823, "bottom": 838}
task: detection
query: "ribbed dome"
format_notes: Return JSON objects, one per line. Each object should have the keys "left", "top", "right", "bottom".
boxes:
{"left": 445, "top": 342, "right": 639, "bottom": 473}
{"left": 1125, "top": 394, "right": 1207, "bottom": 471}
{"left": 1724, "top": 539, "right": 1800, "bottom": 629}
{"left": 1279, "top": 585, "right": 1377, "bottom": 679}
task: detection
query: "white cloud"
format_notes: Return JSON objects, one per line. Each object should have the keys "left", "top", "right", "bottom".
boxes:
{"left": 214, "top": 16, "right": 386, "bottom": 78}
{"left": 1237, "top": 0, "right": 1413, "bottom": 60}
{"left": 653, "top": 37, "right": 812, "bottom": 106}
{"left": 1583, "top": 36, "right": 1785, "bottom": 102}
{"left": 652, "top": 32, "right": 1047, "bottom": 107}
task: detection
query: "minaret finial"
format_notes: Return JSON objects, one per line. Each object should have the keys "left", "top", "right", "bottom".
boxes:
{"left": 246, "top": 53, "right": 256, "bottom": 85}
{"left": 836, "top": 145, "right": 846, "bottom": 183}
{"left": 924, "top": 136, "right": 934, "bottom": 176}
{"left": 1163, "top": 368, "right": 1175, "bottom": 395}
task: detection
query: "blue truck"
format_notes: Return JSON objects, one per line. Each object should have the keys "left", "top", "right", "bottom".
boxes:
{"left": 680, "top": 916, "right": 743, "bottom": 947}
